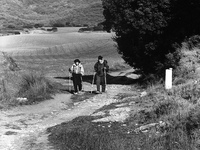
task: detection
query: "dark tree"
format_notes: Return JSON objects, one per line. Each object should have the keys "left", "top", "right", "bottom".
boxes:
{"left": 102, "top": 0, "right": 200, "bottom": 76}
{"left": 34, "top": 23, "right": 44, "bottom": 28}
{"left": 53, "top": 23, "right": 65, "bottom": 27}
{"left": 66, "top": 22, "right": 71, "bottom": 27}
{"left": 7, "top": 24, "right": 16, "bottom": 29}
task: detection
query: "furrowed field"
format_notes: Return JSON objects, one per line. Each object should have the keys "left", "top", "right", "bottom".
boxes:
{"left": 0, "top": 27, "right": 122, "bottom": 77}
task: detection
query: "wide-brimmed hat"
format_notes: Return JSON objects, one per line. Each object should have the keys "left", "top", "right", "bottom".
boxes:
{"left": 74, "top": 59, "right": 80, "bottom": 63}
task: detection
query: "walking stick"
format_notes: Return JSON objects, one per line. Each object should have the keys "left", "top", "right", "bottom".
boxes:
{"left": 68, "top": 72, "right": 71, "bottom": 92}
{"left": 81, "top": 75, "right": 84, "bottom": 92}
{"left": 104, "top": 70, "right": 107, "bottom": 92}
{"left": 91, "top": 72, "right": 95, "bottom": 93}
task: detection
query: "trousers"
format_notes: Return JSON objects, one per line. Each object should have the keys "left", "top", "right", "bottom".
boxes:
{"left": 72, "top": 74, "right": 82, "bottom": 92}
{"left": 96, "top": 75, "right": 106, "bottom": 92}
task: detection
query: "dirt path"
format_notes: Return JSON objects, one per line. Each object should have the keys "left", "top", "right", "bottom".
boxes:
{"left": 0, "top": 70, "right": 135, "bottom": 150}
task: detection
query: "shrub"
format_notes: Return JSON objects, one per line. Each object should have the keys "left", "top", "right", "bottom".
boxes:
{"left": 139, "top": 74, "right": 164, "bottom": 87}
{"left": 173, "top": 63, "right": 196, "bottom": 80}
{"left": 78, "top": 27, "right": 93, "bottom": 32}
{"left": 154, "top": 99, "right": 179, "bottom": 117}
{"left": 34, "top": 23, "right": 44, "bottom": 28}
{"left": 173, "top": 77, "right": 186, "bottom": 85}
{"left": 7, "top": 24, "right": 16, "bottom": 29}
{"left": 53, "top": 23, "right": 65, "bottom": 27}
{"left": 78, "top": 25, "right": 105, "bottom": 32}
{"left": 14, "top": 31, "right": 20, "bottom": 35}
{"left": 46, "top": 27, "right": 58, "bottom": 32}
{"left": 185, "top": 35, "right": 200, "bottom": 50}
{"left": 66, "top": 22, "right": 71, "bottom": 27}
{"left": 74, "top": 24, "right": 82, "bottom": 27}
{"left": 93, "top": 25, "right": 104, "bottom": 31}
{"left": 17, "top": 72, "right": 56, "bottom": 104}
{"left": 159, "top": 105, "right": 200, "bottom": 149}
{"left": 51, "top": 27, "right": 58, "bottom": 32}
{"left": 41, "top": 27, "right": 46, "bottom": 31}
{"left": 83, "top": 24, "right": 89, "bottom": 27}
{"left": 23, "top": 24, "right": 33, "bottom": 29}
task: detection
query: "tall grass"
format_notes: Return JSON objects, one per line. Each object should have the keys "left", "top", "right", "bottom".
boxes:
{"left": 17, "top": 72, "right": 57, "bottom": 104}
{"left": 0, "top": 70, "right": 59, "bottom": 108}
{"left": 140, "top": 82, "right": 200, "bottom": 149}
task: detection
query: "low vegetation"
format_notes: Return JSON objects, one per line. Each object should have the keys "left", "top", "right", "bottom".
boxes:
{"left": 47, "top": 80, "right": 200, "bottom": 149}
{"left": 78, "top": 24, "right": 104, "bottom": 32}
{"left": 0, "top": 53, "right": 60, "bottom": 108}
{"left": 0, "top": 0, "right": 104, "bottom": 30}
{"left": 17, "top": 72, "right": 57, "bottom": 104}
{"left": 47, "top": 42, "right": 200, "bottom": 149}
{"left": 0, "top": 70, "right": 59, "bottom": 108}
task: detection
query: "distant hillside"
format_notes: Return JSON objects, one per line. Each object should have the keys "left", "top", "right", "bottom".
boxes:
{"left": 0, "top": 0, "right": 104, "bottom": 29}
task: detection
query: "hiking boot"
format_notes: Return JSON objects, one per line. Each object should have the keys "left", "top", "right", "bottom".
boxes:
{"left": 78, "top": 91, "right": 84, "bottom": 94}
{"left": 96, "top": 91, "right": 102, "bottom": 94}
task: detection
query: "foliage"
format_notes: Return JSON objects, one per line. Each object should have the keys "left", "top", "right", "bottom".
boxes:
{"left": 52, "top": 23, "right": 65, "bottom": 27}
{"left": 23, "top": 24, "right": 33, "bottom": 29}
{"left": 0, "top": 0, "right": 104, "bottom": 29}
{"left": 34, "top": 23, "right": 44, "bottom": 28}
{"left": 17, "top": 72, "right": 57, "bottom": 104}
{"left": 7, "top": 24, "right": 16, "bottom": 29}
{"left": 65, "top": 22, "right": 71, "bottom": 27}
{"left": 51, "top": 27, "right": 58, "bottom": 32}
{"left": 102, "top": 0, "right": 200, "bottom": 76}
{"left": 173, "top": 77, "right": 186, "bottom": 85}
{"left": 78, "top": 24, "right": 105, "bottom": 32}
{"left": 46, "top": 27, "right": 58, "bottom": 32}
{"left": 47, "top": 86, "right": 200, "bottom": 150}
{"left": 185, "top": 35, "right": 200, "bottom": 50}
{"left": 172, "top": 49, "right": 199, "bottom": 80}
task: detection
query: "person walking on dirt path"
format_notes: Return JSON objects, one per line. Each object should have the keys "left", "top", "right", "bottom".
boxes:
{"left": 69, "top": 59, "right": 84, "bottom": 95}
{"left": 94, "top": 56, "right": 109, "bottom": 94}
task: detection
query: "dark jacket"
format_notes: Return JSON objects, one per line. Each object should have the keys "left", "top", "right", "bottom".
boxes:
{"left": 94, "top": 60, "right": 109, "bottom": 76}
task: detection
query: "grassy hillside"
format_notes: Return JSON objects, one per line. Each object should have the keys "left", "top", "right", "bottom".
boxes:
{"left": 0, "top": 0, "right": 104, "bottom": 29}
{"left": 0, "top": 27, "right": 119, "bottom": 76}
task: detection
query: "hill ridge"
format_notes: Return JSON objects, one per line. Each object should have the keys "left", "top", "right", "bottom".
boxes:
{"left": 0, "top": 0, "right": 104, "bottom": 29}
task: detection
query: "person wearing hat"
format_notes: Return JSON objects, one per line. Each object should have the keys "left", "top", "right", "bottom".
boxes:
{"left": 94, "top": 56, "right": 109, "bottom": 94}
{"left": 69, "top": 59, "right": 84, "bottom": 94}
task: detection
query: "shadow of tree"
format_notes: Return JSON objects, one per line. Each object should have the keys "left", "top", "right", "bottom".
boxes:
{"left": 55, "top": 73, "right": 138, "bottom": 85}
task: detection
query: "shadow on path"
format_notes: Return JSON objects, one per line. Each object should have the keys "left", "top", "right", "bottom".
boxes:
{"left": 54, "top": 73, "right": 138, "bottom": 85}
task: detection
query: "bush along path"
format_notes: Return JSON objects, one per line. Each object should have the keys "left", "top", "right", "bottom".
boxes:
{"left": 0, "top": 70, "right": 139, "bottom": 150}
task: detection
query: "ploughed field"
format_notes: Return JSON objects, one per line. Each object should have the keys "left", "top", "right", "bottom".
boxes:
{"left": 0, "top": 27, "right": 120, "bottom": 76}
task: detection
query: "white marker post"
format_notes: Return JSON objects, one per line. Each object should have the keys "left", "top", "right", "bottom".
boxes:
{"left": 165, "top": 68, "right": 172, "bottom": 90}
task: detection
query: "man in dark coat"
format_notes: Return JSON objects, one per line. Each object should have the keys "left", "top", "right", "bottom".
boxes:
{"left": 94, "top": 56, "right": 109, "bottom": 93}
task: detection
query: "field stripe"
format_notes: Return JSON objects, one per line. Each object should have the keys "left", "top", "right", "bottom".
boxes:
{"left": 7, "top": 38, "right": 117, "bottom": 62}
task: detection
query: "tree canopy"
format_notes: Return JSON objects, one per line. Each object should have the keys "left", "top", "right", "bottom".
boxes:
{"left": 102, "top": 0, "right": 200, "bottom": 76}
